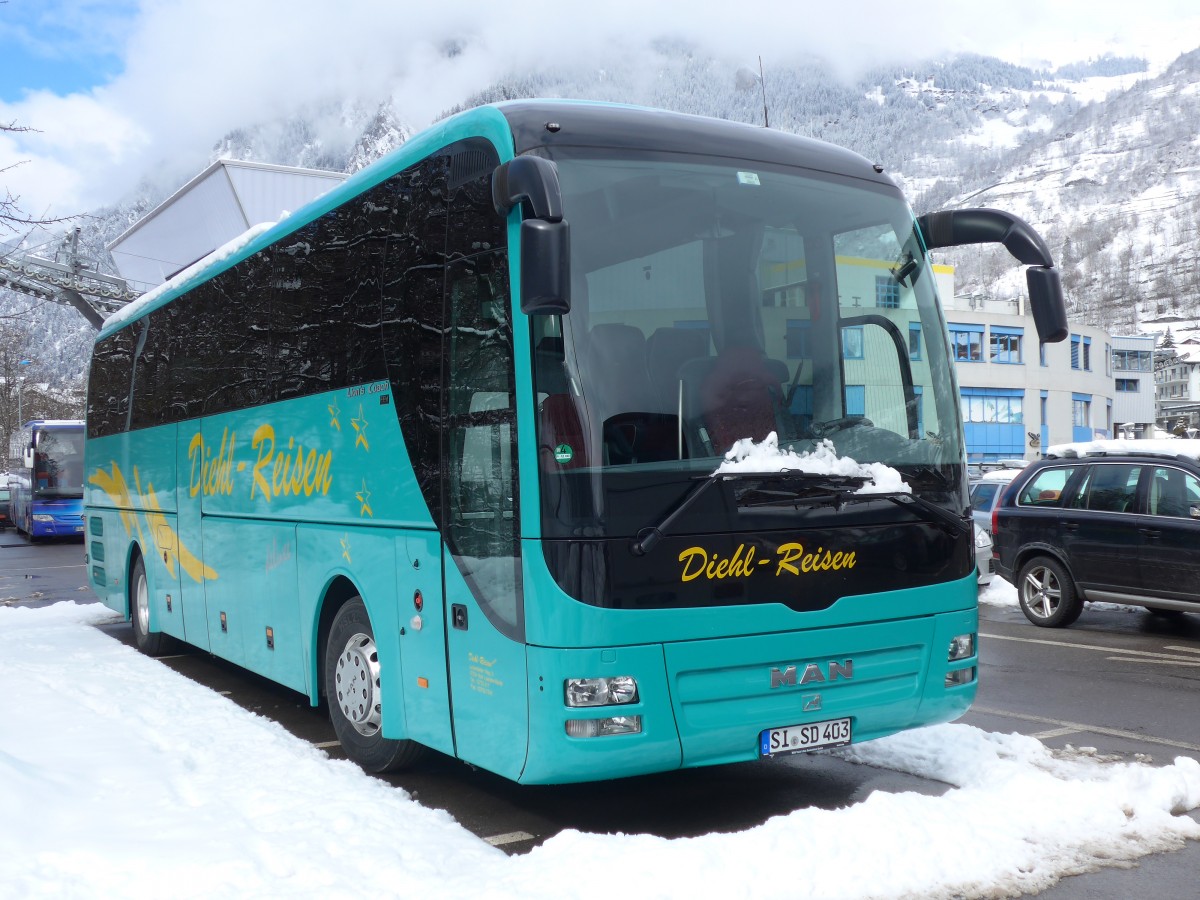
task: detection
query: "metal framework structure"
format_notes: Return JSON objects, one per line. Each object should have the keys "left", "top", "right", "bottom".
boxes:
{"left": 0, "top": 228, "right": 139, "bottom": 329}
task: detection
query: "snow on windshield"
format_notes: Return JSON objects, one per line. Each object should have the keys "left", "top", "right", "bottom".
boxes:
{"left": 717, "top": 433, "right": 911, "bottom": 494}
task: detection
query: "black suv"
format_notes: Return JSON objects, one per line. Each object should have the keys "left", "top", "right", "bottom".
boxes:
{"left": 993, "top": 448, "right": 1200, "bottom": 627}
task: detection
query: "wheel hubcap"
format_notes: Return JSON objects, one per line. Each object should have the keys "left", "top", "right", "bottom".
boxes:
{"left": 1022, "top": 567, "right": 1060, "bottom": 618}
{"left": 135, "top": 571, "right": 150, "bottom": 634}
{"left": 334, "top": 632, "right": 382, "bottom": 737}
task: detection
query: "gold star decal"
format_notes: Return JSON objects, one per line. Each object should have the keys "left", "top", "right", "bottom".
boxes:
{"left": 356, "top": 479, "right": 373, "bottom": 518}
{"left": 340, "top": 534, "right": 352, "bottom": 563}
{"left": 351, "top": 404, "right": 369, "bottom": 450}
{"left": 328, "top": 399, "right": 341, "bottom": 431}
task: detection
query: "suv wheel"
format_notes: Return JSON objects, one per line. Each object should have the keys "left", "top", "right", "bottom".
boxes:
{"left": 1017, "top": 556, "right": 1083, "bottom": 628}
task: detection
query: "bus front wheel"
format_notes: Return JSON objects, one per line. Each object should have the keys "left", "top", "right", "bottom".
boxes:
{"left": 130, "top": 555, "right": 177, "bottom": 655}
{"left": 324, "top": 597, "right": 428, "bottom": 773}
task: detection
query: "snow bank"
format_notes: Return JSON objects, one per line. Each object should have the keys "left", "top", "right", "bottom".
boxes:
{"left": 2, "top": 601, "right": 1198, "bottom": 900}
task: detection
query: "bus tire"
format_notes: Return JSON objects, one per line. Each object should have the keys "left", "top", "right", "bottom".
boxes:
{"left": 324, "top": 597, "right": 428, "bottom": 773}
{"left": 130, "top": 555, "right": 177, "bottom": 656}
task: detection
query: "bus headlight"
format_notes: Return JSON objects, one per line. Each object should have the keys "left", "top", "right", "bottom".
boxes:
{"left": 32, "top": 514, "right": 54, "bottom": 523}
{"left": 564, "top": 675, "right": 639, "bottom": 707}
{"left": 565, "top": 716, "right": 643, "bottom": 737}
{"left": 948, "top": 634, "right": 975, "bottom": 661}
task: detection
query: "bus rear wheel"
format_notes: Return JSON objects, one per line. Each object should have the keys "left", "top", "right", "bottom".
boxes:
{"left": 130, "top": 555, "right": 177, "bottom": 655}
{"left": 324, "top": 597, "right": 428, "bottom": 773}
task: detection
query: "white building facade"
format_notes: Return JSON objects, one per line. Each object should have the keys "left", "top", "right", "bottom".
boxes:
{"left": 1110, "top": 334, "right": 1157, "bottom": 436}
{"left": 1154, "top": 334, "right": 1200, "bottom": 433}
{"left": 940, "top": 291, "right": 1116, "bottom": 463}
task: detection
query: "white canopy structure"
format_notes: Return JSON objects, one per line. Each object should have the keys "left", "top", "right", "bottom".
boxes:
{"left": 107, "top": 159, "right": 346, "bottom": 291}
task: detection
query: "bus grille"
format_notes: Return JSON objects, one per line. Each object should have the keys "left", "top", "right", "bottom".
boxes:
{"left": 662, "top": 620, "right": 933, "bottom": 767}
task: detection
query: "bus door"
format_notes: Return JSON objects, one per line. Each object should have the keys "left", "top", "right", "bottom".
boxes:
{"left": 440, "top": 250, "right": 529, "bottom": 781}
{"left": 175, "top": 428, "right": 211, "bottom": 651}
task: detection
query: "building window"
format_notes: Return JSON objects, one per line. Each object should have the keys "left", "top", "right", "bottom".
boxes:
{"left": 960, "top": 388, "right": 1024, "bottom": 424}
{"left": 1113, "top": 349, "right": 1153, "bottom": 371}
{"left": 1071, "top": 334, "right": 1081, "bottom": 369}
{"left": 1040, "top": 342, "right": 1047, "bottom": 367}
{"left": 908, "top": 323, "right": 922, "bottom": 361}
{"left": 948, "top": 323, "right": 984, "bottom": 362}
{"left": 990, "top": 327, "right": 1023, "bottom": 365}
{"left": 1072, "top": 397, "right": 1091, "bottom": 426}
{"left": 1083, "top": 336, "right": 1092, "bottom": 371}
{"left": 1116, "top": 378, "right": 1139, "bottom": 393}
{"left": 842, "top": 326, "right": 864, "bottom": 360}
{"left": 785, "top": 319, "right": 811, "bottom": 359}
{"left": 875, "top": 276, "right": 900, "bottom": 308}
{"left": 846, "top": 384, "right": 866, "bottom": 416}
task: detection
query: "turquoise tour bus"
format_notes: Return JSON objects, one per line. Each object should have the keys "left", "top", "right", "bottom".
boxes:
{"left": 10, "top": 419, "right": 86, "bottom": 539}
{"left": 84, "top": 100, "right": 1067, "bottom": 783}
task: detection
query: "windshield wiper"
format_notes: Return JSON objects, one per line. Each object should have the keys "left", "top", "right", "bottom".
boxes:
{"left": 631, "top": 471, "right": 969, "bottom": 557}
{"left": 631, "top": 473, "right": 727, "bottom": 557}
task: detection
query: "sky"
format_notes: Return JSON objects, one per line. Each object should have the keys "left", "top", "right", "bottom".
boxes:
{"left": 3, "top": 0, "right": 1200, "bottom": 225}
{"left": 3, "top": 582, "right": 1200, "bottom": 899}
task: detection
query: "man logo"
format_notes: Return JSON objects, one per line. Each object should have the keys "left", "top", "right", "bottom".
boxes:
{"left": 770, "top": 660, "right": 853, "bottom": 688}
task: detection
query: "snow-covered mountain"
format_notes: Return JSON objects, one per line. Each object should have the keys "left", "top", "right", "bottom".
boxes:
{"left": 4, "top": 44, "right": 1198, "bottom": 392}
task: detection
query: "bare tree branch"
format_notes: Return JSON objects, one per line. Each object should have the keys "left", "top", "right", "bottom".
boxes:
{"left": 1, "top": 120, "right": 79, "bottom": 234}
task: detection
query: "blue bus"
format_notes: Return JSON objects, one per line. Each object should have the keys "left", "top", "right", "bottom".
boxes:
{"left": 84, "top": 100, "right": 1067, "bottom": 783}
{"left": 10, "top": 419, "right": 86, "bottom": 539}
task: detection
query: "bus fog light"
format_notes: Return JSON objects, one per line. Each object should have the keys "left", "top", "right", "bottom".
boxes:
{"left": 565, "top": 675, "right": 640, "bottom": 707}
{"left": 944, "top": 667, "right": 976, "bottom": 687}
{"left": 565, "top": 715, "right": 643, "bottom": 738}
{"left": 948, "top": 634, "right": 975, "bottom": 661}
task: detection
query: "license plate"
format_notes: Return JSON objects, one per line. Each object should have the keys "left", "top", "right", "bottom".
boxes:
{"left": 760, "top": 717, "right": 852, "bottom": 757}
{"left": 74, "top": 525, "right": 85, "bottom": 532}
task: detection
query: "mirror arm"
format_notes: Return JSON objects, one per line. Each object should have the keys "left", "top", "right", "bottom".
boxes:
{"left": 492, "top": 156, "right": 563, "bottom": 221}
{"left": 917, "top": 208, "right": 1052, "bottom": 267}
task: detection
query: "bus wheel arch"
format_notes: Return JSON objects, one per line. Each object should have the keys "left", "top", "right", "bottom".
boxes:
{"left": 317, "top": 582, "right": 428, "bottom": 773}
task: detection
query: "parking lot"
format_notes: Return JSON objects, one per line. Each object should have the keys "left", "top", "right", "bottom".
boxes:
{"left": 4, "top": 535, "right": 1199, "bottom": 896}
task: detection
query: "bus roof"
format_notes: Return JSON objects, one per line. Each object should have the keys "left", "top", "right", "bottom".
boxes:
{"left": 97, "top": 100, "right": 894, "bottom": 341}
{"left": 497, "top": 100, "right": 889, "bottom": 182}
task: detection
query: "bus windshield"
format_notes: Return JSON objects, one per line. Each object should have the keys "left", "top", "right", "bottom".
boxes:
{"left": 533, "top": 149, "right": 963, "bottom": 541}
{"left": 33, "top": 427, "right": 85, "bottom": 499}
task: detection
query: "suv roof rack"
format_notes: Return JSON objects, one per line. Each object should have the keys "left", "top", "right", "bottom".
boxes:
{"left": 1045, "top": 439, "right": 1200, "bottom": 461}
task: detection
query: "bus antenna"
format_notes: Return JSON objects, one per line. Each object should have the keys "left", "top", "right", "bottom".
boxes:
{"left": 759, "top": 56, "right": 770, "bottom": 128}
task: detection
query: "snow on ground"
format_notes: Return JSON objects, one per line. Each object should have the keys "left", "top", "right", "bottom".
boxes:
{"left": 3, "top": 601, "right": 1199, "bottom": 900}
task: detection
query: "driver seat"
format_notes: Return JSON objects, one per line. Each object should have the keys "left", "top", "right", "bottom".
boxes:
{"left": 697, "top": 345, "right": 787, "bottom": 454}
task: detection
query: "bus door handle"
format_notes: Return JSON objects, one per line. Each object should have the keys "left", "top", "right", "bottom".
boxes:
{"left": 451, "top": 603, "right": 469, "bottom": 630}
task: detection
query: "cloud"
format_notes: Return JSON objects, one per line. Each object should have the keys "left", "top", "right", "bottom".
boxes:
{"left": 2, "top": 0, "right": 1199, "bottom": 220}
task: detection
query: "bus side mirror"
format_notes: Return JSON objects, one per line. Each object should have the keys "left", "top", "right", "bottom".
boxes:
{"left": 520, "top": 219, "right": 571, "bottom": 315}
{"left": 1026, "top": 266, "right": 1068, "bottom": 344}
{"left": 493, "top": 156, "right": 572, "bottom": 315}
{"left": 917, "top": 208, "right": 1069, "bottom": 344}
